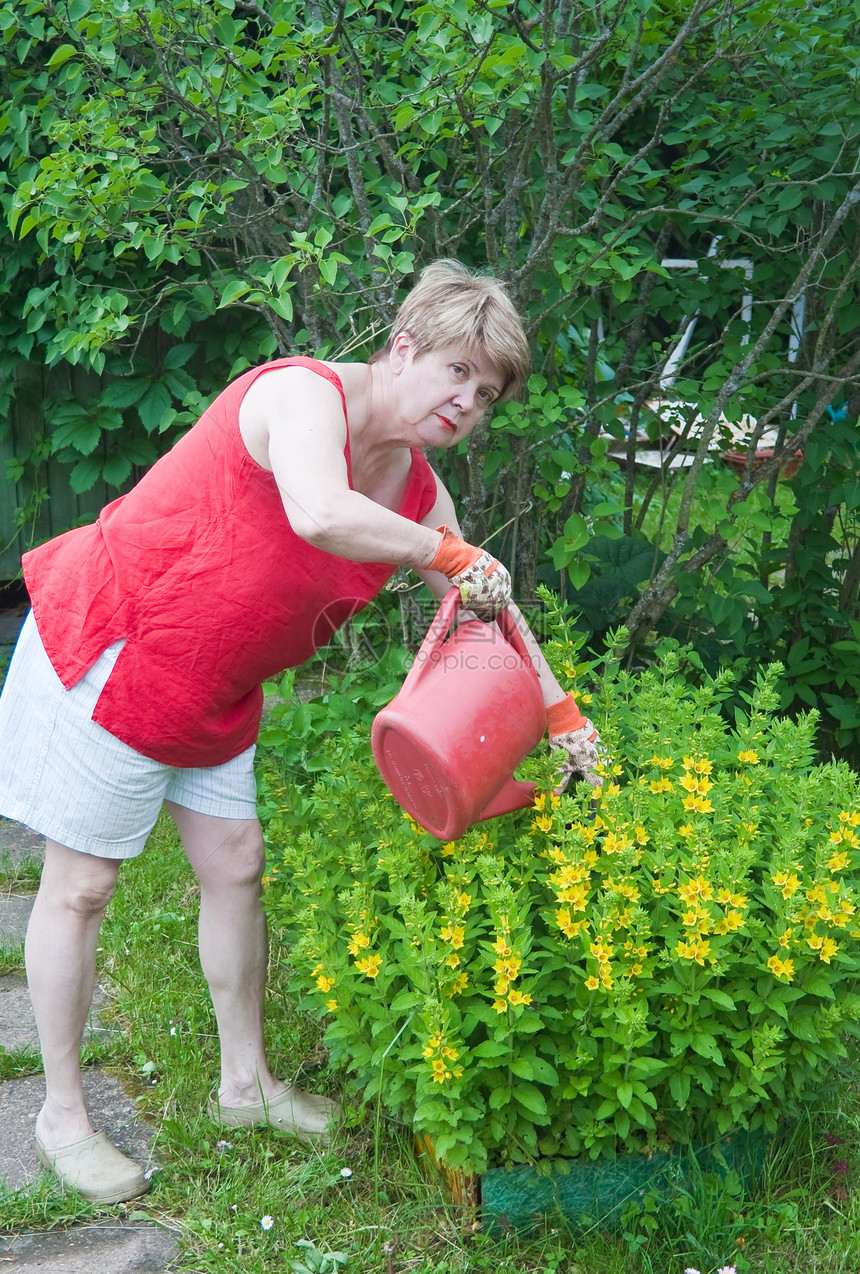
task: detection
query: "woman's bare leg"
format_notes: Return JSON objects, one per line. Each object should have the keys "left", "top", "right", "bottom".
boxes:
{"left": 165, "top": 802, "right": 283, "bottom": 1104}
{"left": 25, "top": 840, "right": 121, "bottom": 1149}
{"left": 167, "top": 801, "right": 337, "bottom": 1142}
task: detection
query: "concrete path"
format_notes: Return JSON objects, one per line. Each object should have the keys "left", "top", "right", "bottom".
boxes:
{"left": 0, "top": 817, "right": 181, "bottom": 1271}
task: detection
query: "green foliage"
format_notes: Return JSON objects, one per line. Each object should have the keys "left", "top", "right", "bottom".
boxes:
{"left": 262, "top": 617, "right": 860, "bottom": 1177}
{"left": 2, "top": 0, "right": 860, "bottom": 745}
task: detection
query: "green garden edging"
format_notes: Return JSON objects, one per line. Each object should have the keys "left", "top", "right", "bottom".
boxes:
{"left": 478, "top": 1128, "right": 770, "bottom": 1232}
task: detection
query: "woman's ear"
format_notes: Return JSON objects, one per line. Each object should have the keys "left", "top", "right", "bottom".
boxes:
{"left": 388, "top": 330, "right": 414, "bottom": 376}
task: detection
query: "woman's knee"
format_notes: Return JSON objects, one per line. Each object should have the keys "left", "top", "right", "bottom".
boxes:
{"left": 189, "top": 819, "right": 266, "bottom": 890}
{"left": 40, "top": 841, "right": 120, "bottom": 919}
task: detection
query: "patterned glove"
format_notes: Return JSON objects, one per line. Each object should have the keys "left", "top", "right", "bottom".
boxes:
{"left": 546, "top": 693, "right": 603, "bottom": 790}
{"left": 428, "top": 525, "right": 512, "bottom": 620}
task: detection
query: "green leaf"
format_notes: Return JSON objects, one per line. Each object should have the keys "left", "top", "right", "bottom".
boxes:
{"left": 46, "top": 43, "right": 78, "bottom": 69}
{"left": 69, "top": 455, "right": 103, "bottom": 493}
{"left": 669, "top": 1070, "right": 691, "bottom": 1109}
{"left": 138, "top": 383, "right": 173, "bottom": 433}
{"left": 703, "top": 989, "right": 737, "bottom": 1012}
{"left": 617, "top": 1081, "right": 633, "bottom": 1109}
{"left": 509, "top": 1057, "right": 534, "bottom": 1080}
{"left": 218, "top": 279, "right": 250, "bottom": 307}
{"left": 512, "top": 1083, "right": 548, "bottom": 1117}
{"left": 529, "top": 1057, "right": 560, "bottom": 1085}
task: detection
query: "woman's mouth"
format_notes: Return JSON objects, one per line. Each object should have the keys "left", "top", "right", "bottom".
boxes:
{"left": 437, "top": 414, "right": 457, "bottom": 433}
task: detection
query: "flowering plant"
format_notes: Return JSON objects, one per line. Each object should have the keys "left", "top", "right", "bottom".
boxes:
{"left": 261, "top": 605, "right": 860, "bottom": 1175}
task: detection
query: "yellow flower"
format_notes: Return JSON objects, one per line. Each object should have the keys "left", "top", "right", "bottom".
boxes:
{"left": 678, "top": 876, "right": 714, "bottom": 905}
{"left": 738, "top": 749, "right": 760, "bottom": 764}
{"left": 326, "top": 998, "right": 338, "bottom": 1012}
{"left": 440, "top": 923, "right": 465, "bottom": 949}
{"left": 676, "top": 937, "right": 710, "bottom": 965}
{"left": 347, "top": 931, "right": 370, "bottom": 955}
{"left": 532, "top": 813, "right": 554, "bottom": 832}
{"left": 603, "top": 830, "right": 633, "bottom": 854}
{"left": 315, "top": 974, "right": 335, "bottom": 993}
{"left": 682, "top": 794, "right": 714, "bottom": 814}
{"left": 678, "top": 824, "right": 694, "bottom": 839}
{"left": 585, "top": 975, "right": 600, "bottom": 991}
{"left": 772, "top": 870, "right": 800, "bottom": 899}
{"left": 649, "top": 777, "right": 673, "bottom": 794}
{"left": 767, "top": 953, "right": 794, "bottom": 980}
{"left": 354, "top": 952, "right": 382, "bottom": 978}
{"left": 441, "top": 842, "right": 456, "bottom": 857}
{"left": 507, "top": 989, "right": 532, "bottom": 1006}
{"left": 449, "top": 971, "right": 468, "bottom": 996}
{"left": 819, "top": 938, "right": 838, "bottom": 964}
{"left": 634, "top": 825, "right": 648, "bottom": 845}
{"left": 492, "top": 998, "right": 507, "bottom": 1014}
{"left": 496, "top": 957, "right": 522, "bottom": 980}
{"left": 446, "top": 951, "right": 461, "bottom": 968}
{"left": 828, "top": 851, "right": 850, "bottom": 873}
{"left": 649, "top": 756, "right": 674, "bottom": 770}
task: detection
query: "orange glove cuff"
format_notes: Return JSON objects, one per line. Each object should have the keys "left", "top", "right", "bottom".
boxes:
{"left": 427, "top": 525, "right": 483, "bottom": 578}
{"left": 546, "top": 692, "right": 588, "bottom": 738}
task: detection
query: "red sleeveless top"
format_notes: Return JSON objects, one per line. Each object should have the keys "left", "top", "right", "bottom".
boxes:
{"left": 23, "top": 357, "right": 439, "bottom": 767}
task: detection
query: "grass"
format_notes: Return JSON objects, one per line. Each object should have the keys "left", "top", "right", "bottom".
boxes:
{"left": 1, "top": 818, "right": 860, "bottom": 1272}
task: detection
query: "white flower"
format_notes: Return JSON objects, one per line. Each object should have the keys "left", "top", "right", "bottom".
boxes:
{"left": 260, "top": 1215, "right": 275, "bottom": 1231}
{"left": 169, "top": 1026, "right": 177, "bottom": 1036}
{"left": 215, "top": 1140, "right": 233, "bottom": 1150}
{"left": 684, "top": 1268, "right": 702, "bottom": 1274}
{"left": 339, "top": 1167, "right": 353, "bottom": 1178}
{"left": 717, "top": 1268, "right": 738, "bottom": 1274}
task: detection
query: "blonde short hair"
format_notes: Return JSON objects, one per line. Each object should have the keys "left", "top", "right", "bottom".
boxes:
{"left": 376, "top": 260, "right": 530, "bottom": 400}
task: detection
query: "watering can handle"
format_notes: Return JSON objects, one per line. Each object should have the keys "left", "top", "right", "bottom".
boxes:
{"left": 404, "top": 589, "right": 539, "bottom": 691}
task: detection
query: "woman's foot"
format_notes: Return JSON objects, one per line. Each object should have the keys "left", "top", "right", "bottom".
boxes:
{"left": 36, "top": 1130, "right": 149, "bottom": 1203}
{"left": 210, "top": 1084, "right": 340, "bottom": 1147}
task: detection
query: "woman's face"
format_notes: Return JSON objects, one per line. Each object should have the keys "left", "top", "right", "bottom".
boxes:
{"left": 391, "top": 335, "right": 504, "bottom": 448}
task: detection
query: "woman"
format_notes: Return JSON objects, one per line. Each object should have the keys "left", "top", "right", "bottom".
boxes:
{"left": 0, "top": 261, "right": 600, "bottom": 1203}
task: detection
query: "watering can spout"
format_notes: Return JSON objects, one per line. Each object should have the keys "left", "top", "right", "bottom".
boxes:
{"left": 478, "top": 777, "right": 538, "bottom": 823}
{"left": 371, "top": 591, "right": 546, "bottom": 840}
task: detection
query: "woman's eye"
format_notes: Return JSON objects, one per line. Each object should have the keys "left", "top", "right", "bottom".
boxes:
{"left": 451, "top": 364, "right": 466, "bottom": 376}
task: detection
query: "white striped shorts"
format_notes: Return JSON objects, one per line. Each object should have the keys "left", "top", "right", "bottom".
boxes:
{"left": 0, "top": 612, "right": 258, "bottom": 859}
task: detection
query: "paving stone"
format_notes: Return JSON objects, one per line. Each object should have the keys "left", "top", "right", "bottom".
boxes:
{"left": 0, "top": 818, "right": 179, "bottom": 1271}
{"left": 0, "top": 819, "right": 45, "bottom": 869}
{"left": 0, "top": 975, "right": 113, "bottom": 1056}
{"left": 0, "top": 1219, "right": 180, "bottom": 1272}
{"left": 0, "top": 894, "right": 36, "bottom": 949}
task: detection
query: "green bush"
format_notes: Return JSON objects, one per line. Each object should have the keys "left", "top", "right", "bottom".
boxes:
{"left": 261, "top": 618, "right": 860, "bottom": 1175}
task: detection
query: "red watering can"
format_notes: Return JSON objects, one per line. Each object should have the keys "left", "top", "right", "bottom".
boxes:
{"left": 371, "top": 589, "right": 546, "bottom": 840}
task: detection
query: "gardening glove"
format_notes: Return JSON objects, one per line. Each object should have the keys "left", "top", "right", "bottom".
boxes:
{"left": 546, "top": 693, "right": 603, "bottom": 790}
{"left": 428, "top": 525, "right": 512, "bottom": 620}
